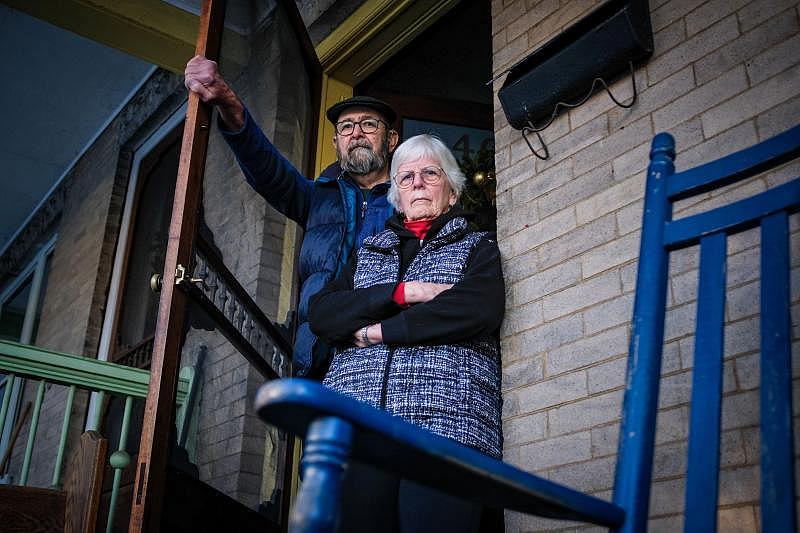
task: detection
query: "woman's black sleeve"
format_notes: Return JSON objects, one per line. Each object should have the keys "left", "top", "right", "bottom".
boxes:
{"left": 380, "top": 236, "right": 505, "bottom": 346}
{"left": 308, "top": 254, "right": 403, "bottom": 344}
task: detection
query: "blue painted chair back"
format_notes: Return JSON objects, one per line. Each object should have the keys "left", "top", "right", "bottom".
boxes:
{"left": 613, "top": 125, "right": 800, "bottom": 532}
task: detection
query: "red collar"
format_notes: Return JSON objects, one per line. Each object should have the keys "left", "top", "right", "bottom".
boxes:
{"left": 403, "top": 218, "right": 434, "bottom": 240}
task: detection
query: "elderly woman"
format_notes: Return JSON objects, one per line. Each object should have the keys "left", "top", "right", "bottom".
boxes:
{"left": 309, "top": 134, "right": 504, "bottom": 533}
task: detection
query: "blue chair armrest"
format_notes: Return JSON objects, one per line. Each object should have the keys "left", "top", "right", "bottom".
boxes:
{"left": 255, "top": 378, "right": 625, "bottom": 529}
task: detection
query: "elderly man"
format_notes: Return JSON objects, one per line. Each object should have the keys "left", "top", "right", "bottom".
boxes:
{"left": 184, "top": 56, "right": 399, "bottom": 377}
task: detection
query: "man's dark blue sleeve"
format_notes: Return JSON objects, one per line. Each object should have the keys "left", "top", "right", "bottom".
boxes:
{"left": 220, "top": 107, "right": 314, "bottom": 228}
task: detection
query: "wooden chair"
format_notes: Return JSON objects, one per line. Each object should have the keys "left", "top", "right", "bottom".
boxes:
{"left": 256, "top": 124, "right": 800, "bottom": 532}
{"left": 0, "top": 431, "right": 106, "bottom": 533}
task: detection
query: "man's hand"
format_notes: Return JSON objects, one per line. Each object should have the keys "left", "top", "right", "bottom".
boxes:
{"left": 184, "top": 55, "right": 245, "bottom": 130}
{"left": 403, "top": 281, "right": 453, "bottom": 304}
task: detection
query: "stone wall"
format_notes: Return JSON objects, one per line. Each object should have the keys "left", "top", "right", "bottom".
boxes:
{"left": 491, "top": 1, "right": 800, "bottom": 531}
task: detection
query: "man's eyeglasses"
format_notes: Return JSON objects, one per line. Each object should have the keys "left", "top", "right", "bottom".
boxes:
{"left": 393, "top": 166, "right": 445, "bottom": 189}
{"left": 335, "top": 118, "right": 386, "bottom": 136}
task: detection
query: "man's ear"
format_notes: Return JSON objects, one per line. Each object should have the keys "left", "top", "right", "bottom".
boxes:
{"left": 387, "top": 129, "right": 399, "bottom": 152}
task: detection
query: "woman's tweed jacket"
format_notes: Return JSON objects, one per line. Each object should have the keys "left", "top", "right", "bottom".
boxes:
{"left": 322, "top": 216, "right": 503, "bottom": 458}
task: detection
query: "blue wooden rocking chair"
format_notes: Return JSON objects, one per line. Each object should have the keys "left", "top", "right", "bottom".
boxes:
{"left": 256, "top": 124, "right": 800, "bottom": 532}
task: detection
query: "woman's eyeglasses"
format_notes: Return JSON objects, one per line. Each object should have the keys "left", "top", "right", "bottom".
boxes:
{"left": 393, "top": 166, "right": 445, "bottom": 189}
{"left": 335, "top": 118, "right": 386, "bottom": 136}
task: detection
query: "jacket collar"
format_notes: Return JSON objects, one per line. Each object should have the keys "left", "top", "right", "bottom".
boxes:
{"left": 368, "top": 206, "right": 472, "bottom": 251}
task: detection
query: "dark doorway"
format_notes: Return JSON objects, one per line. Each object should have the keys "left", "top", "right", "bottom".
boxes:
{"left": 357, "top": 0, "right": 496, "bottom": 230}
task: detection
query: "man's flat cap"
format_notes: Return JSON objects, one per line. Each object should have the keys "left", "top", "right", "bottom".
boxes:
{"left": 326, "top": 95, "right": 397, "bottom": 125}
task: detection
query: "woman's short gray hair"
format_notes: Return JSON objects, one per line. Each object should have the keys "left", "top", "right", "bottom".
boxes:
{"left": 387, "top": 134, "right": 466, "bottom": 210}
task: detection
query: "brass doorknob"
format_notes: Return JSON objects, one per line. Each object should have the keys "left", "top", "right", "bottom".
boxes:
{"left": 150, "top": 273, "right": 163, "bottom": 293}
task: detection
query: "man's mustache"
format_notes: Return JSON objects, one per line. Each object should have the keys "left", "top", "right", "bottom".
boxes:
{"left": 348, "top": 140, "right": 373, "bottom": 152}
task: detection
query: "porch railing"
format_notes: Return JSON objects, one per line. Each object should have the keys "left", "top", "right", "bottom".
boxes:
{"left": 0, "top": 339, "right": 198, "bottom": 532}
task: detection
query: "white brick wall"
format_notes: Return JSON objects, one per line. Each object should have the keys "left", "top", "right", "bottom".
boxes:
{"left": 493, "top": 0, "right": 800, "bottom": 530}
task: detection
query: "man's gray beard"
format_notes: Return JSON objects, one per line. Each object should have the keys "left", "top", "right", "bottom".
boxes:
{"left": 338, "top": 136, "right": 388, "bottom": 176}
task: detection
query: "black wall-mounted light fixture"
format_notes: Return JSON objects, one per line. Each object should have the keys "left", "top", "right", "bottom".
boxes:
{"left": 498, "top": 0, "right": 654, "bottom": 160}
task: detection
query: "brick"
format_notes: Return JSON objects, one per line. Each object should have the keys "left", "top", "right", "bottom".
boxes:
{"left": 576, "top": 172, "right": 645, "bottom": 226}
{"left": 591, "top": 422, "right": 620, "bottom": 457}
{"left": 727, "top": 247, "right": 760, "bottom": 286}
{"left": 652, "top": 18, "right": 687, "bottom": 61}
{"left": 733, "top": 353, "right": 760, "bottom": 391}
{"left": 509, "top": 368, "right": 587, "bottom": 412}
{"left": 506, "top": 0, "right": 558, "bottom": 41}
{"left": 513, "top": 258, "right": 582, "bottom": 305}
{"left": 581, "top": 230, "right": 641, "bottom": 277}
{"left": 651, "top": 0, "right": 704, "bottom": 32}
{"left": 686, "top": 0, "right": 749, "bottom": 36}
{"left": 612, "top": 141, "right": 650, "bottom": 181}
{"left": 497, "top": 197, "right": 538, "bottom": 241}
{"left": 537, "top": 214, "right": 618, "bottom": 270}
{"left": 757, "top": 94, "right": 800, "bottom": 143}
{"left": 569, "top": 67, "right": 641, "bottom": 128}
{"left": 764, "top": 159, "right": 800, "bottom": 188}
{"left": 502, "top": 206, "right": 576, "bottom": 258}
{"left": 652, "top": 65, "right": 748, "bottom": 131}
{"left": 493, "top": 32, "right": 530, "bottom": 72}
{"left": 502, "top": 354, "right": 545, "bottom": 391}
{"left": 661, "top": 341, "right": 685, "bottom": 370}
{"left": 502, "top": 299, "right": 544, "bottom": 336}
{"left": 717, "top": 506, "right": 759, "bottom": 533}
{"left": 502, "top": 248, "right": 539, "bottom": 285}
{"left": 537, "top": 115, "right": 608, "bottom": 171}
{"left": 741, "top": 426, "right": 760, "bottom": 464}
{"left": 664, "top": 303, "right": 696, "bottom": 340}
{"left": 616, "top": 198, "right": 644, "bottom": 235}
{"left": 738, "top": 0, "right": 798, "bottom": 32}
{"left": 511, "top": 155, "right": 573, "bottom": 204}
{"left": 542, "top": 270, "right": 621, "bottom": 321}
{"left": 727, "top": 280, "right": 760, "bottom": 321}
{"left": 696, "top": 12, "right": 799, "bottom": 85}
{"left": 722, "top": 389, "right": 760, "bottom": 430}
{"left": 652, "top": 440, "right": 687, "bottom": 478}
{"left": 497, "top": 151, "right": 542, "bottom": 191}
{"left": 548, "top": 326, "right": 629, "bottom": 375}
{"left": 518, "top": 430, "right": 592, "bottom": 471}
{"left": 537, "top": 163, "right": 616, "bottom": 219}
{"left": 702, "top": 62, "right": 800, "bottom": 138}
{"left": 549, "top": 389, "right": 623, "bottom": 436}
{"left": 718, "top": 465, "right": 760, "bottom": 505}
{"left": 677, "top": 120, "right": 759, "bottom": 171}
{"left": 526, "top": 0, "right": 601, "bottom": 50}
{"left": 648, "top": 516, "right": 684, "bottom": 533}
{"left": 587, "top": 354, "right": 628, "bottom": 394}
{"left": 491, "top": 0, "right": 525, "bottom": 36}
{"left": 573, "top": 116, "right": 653, "bottom": 176}
{"left": 547, "top": 455, "right": 616, "bottom": 493}
{"left": 658, "top": 369, "right": 692, "bottom": 408}
{"left": 724, "top": 317, "right": 760, "bottom": 358}
{"left": 670, "top": 267, "right": 698, "bottom": 306}
{"left": 649, "top": 477, "right": 686, "bottom": 515}
{"left": 504, "top": 411, "right": 547, "bottom": 446}
{"left": 720, "top": 428, "right": 748, "bottom": 467}
{"left": 655, "top": 406, "right": 690, "bottom": 444}
{"left": 584, "top": 293, "right": 634, "bottom": 335}
{"left": 647, "top": 14, "right": 740, "bottom": 84}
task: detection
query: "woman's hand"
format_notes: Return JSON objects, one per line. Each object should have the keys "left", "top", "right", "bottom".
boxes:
{"left": 403, "top": 281, "right": 454, "bottom": 304}
{"left": 352, "top": 323, "right": 383, "bottom": 348}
